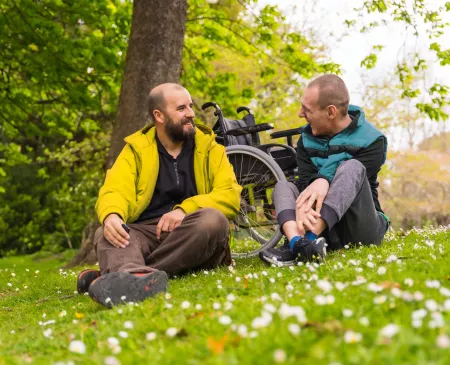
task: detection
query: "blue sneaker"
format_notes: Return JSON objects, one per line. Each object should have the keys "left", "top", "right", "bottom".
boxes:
{"left": 259, "top": 239, "right": 296, "bottom": 266}
{"left": 292, "top": 237, "right": 326, "bottom": 263}
{"left": 259, "top": 237, "right": 326, "bottom": 266}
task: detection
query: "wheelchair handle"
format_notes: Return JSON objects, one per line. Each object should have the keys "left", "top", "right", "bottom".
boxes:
{"left": 237, "top": 106, "right": 252, "bottom": 114}
{"left": 202, "top": 101, "right": 221, "bottom": 111}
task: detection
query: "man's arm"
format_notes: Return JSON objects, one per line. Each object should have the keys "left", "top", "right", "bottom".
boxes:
{"left": 295, "top": 136, "right": 319, "bottom": 193}
{"left": 95, "top": 144, "right": 138, "bottom": 224}
{"left": 174, "top": 144, "right": 242, "bottom": 219}
{"left": 352, "top": 137, "right": 385, "bottom": 179}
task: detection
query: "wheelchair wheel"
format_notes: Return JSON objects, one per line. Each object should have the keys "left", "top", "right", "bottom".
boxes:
{"left": 226, "top": 145, "right": 286, "bottom": 258}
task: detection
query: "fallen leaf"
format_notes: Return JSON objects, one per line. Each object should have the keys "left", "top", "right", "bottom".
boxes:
{"left": 207, "top": 334, "right": 229, "bottom": 355}
{"left": 379, "top": 281, "right": 401, "bottom": 289}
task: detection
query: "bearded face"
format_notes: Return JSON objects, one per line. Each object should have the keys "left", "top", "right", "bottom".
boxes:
{"left": 164, "top": 114, "right": 196, "bottom": 142}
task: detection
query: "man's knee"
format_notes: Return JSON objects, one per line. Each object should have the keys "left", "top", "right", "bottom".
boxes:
{"left": 337, "top": 159, "right": 366, "bottom": 175}
{"left": 94, "top": 226, "right": 106, "bottom": 251}
{"left": 196, "top": 208, "right": 229, "bottom": 235}
{"left": 272, "top": 181, "right": 299, "bottom": 206}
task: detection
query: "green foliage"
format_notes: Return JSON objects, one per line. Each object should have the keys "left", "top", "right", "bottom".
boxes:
{"left": 0, "top": 0, "right": 131, "bottom": 255}
{"left": 348, "top": 0, "right": 450, "bottom": 121}
{"left": 0, "top": 0, "right": 337, "bottom": 256}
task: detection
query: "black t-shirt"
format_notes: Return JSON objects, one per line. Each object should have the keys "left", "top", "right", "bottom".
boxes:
{"left": 135, "top": 136, "right": 197, "bottom": 222}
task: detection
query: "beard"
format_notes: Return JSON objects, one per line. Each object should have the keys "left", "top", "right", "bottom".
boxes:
{"left": 164, "top": 115, "right": 196, "bottom": 142}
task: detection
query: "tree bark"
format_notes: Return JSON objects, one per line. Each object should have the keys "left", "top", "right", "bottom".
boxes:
{"left": 69, "top": 0, "right": 188, "bottom": 267}
{"left": 106, "top": 0, "right": 188, "bottom": 169}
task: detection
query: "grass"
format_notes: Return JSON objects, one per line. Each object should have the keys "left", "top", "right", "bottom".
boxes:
{"left": 0, "top": 227, "right": 449, "bottom": 365}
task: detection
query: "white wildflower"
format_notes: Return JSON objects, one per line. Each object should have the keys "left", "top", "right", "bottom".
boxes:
{"left": 252, "top": 314, "right": 272, "bottom": 329}
{"left": 412, "top": 309, "right": 427, "bottom": 320}
{"left": 342, "top": 309, "right": 353, "bottom": 317}
{"left": 278, "top": 303, "right": 306, "bottom": 323}
{"left": 391, "top": 287, "right": 402, "bottom": 298}
{"left": 124, "top": 321, "right": 133, "bottom": 329}
{"left": 43, "top": 328, "right": 52, "bottom": 338}
{"left": 237, "top": 325, "right": 248, "bottom": 337}
{"left": 425, "top": 299, "right": 438, "bottom": 312}
{"left": 226, "top": 293, "right": 236, "bottom": 302}
{"left": 165, "top": 328, "right": 178, "bottom": 337}
{"left": 344, "top": 330, "right": 362, "bottom": 343}
{"left": 288, "top": 323, "right": 301, "bottom": 336}
{"left": 359, "top": 317, "right": 369, "bottom": 326}
{"left": 118, "top": 331, "right": 128, "bottom": 338}
{"left": 335, "top": 282, "right": 347, "bottom": 291}
{"left": 374, "top": 295, "right": 387, "bottom": 304}
{"left": 413, "top": 291, "right": 424, "bottom": 301}
{"left": 146, "top": 332, "right": 157, "bottom": 341}
{"left": 367, "top": 283, "right": 383, "bottom": 292}
{"left": 436, "top": 334, "right": 450, "bottom": 349}
{"left": 195, "top": 304, "right": 202, "bottom": 310}
{"left": 273, "top": 349, "right": 286, "bottom": 363}
{"left": 181, "top": 301, "right": 190, "bottom": 309}
{"left": 404, "top": 278, "right": 413, "bottom": 287}
{"left": 380, "top": 324, "right": 399, "bottom": 338}
{"left": 69, "top": 340, "right": 86, "bottom": 354}
{"left": 212, "top": 302, "right": 221, "bottom": 310}
{"left": 444, "top": 299, "right": 450, "bottom": 311}
{"left": 104, "top": 356, "right": 121, "bottom": 365}
{"left": 271, "top": 293, "right": 282, "bottom": 301}
{"left": 263, "top": 303, "right": 276, "bottom": 313}
{"left": 425, "top": 280, "right": 440, "bottom": 289}
{"left": 218, "top": 315, "right": 232, "bottom": 325}
{"left": 317, "top": 280, "right": 333, "bottom": 293}
{"left": 428, "top": 312, "right": 444, "bottom": 328}
{"left": 386, "top": 255, "right": 397, "bottom": 263}
{"left": 377, "top": 267, "right": 386, "bottom": 275}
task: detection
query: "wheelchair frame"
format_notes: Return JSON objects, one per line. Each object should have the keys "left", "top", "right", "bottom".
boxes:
{"left": 202, "top": 102, "right": 304, "bottom": 258}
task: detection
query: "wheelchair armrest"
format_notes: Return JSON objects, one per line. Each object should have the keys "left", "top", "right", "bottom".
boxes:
{"left": 225, "top": 123, "right": 273, "bottom": 137}
{"left": 270, "top": 127, "right": 303, "bottom": 139}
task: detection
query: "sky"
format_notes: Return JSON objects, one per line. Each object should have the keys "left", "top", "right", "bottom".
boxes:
{"left": 262, "top": 0, "right": 450, "bottom": 150}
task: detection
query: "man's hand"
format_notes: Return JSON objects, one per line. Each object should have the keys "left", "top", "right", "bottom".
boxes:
{"left": 296, "top": 178, "right": 330, "bottom": 213}
{"left": 296, "top": 205, "right": 321, "bottom": 234}
{"left": 156, "top": 208, "right": 186, "bottom": 240}
{"left": 103, "top": 213, "right": 130, "bottom": 248}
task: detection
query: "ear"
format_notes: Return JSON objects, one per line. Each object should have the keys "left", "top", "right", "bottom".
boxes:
{"left": 327, "top": 105, "right": 337, "bottom": 119}
{"left": 153, "top": 109, "right": 165, "bottom": 124}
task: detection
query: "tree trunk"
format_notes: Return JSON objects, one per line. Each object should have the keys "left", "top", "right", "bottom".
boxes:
{"left": 106, "top": 0, "right": 188, "bottom": 169}
{"left": 68, "top": 0, "right": 188, "bottom": 268}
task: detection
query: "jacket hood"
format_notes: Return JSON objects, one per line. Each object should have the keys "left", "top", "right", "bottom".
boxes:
{"left": 124, "top": 123, "right": 216, "bottom": 154}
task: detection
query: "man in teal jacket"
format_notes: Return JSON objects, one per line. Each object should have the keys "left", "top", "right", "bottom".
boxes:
{"left": 260, "top": 74, "right": 389, "bottom": 266}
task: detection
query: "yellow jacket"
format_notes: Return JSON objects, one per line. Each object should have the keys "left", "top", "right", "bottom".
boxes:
{"left": 96, "top": 124, "right": 242, "bottom": 224}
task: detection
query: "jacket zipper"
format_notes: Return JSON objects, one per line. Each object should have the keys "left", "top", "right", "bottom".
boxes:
{"left": 174, "top": 161, "right": 180, "bottom": 186}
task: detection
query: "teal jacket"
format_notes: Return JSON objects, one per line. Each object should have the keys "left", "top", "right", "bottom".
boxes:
{"left": 297, "top": 105, "right": 387, "bottom": 212}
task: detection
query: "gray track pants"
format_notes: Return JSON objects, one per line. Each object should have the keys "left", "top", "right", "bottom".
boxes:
{"left": 273, "top": 159, "right": 388, "bottom": 250}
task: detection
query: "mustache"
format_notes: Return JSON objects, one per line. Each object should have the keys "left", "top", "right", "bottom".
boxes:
{"left": 182, "top": 118, "right": 195, "bottom": 125}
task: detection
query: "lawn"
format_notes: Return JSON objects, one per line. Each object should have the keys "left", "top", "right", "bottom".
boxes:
{"left": 0, "top": 227, "right": 449, "bottom": 365}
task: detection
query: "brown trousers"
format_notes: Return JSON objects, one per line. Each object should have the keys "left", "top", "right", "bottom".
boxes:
{"left": 94, "top": 208, "right": 231, "bottom": 276}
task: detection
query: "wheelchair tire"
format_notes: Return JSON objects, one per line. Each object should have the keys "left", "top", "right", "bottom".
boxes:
{"left": 226, "top": 145, "right": 286, "bottom": 258}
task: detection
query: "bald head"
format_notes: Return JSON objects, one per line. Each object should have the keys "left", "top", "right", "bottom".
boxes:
{"left": 148, "top": 83, "right": 186, "bottom": 122}
{"left": 307, "top": 75, "right": 349, "bottom": 117}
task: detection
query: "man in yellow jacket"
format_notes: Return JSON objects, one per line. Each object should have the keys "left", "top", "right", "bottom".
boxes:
{"left": 78, "top": 83, "right": 242, "bottom": 308}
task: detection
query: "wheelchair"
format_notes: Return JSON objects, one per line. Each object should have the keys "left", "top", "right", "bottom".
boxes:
{"left": 202, "top": 102, "right": 305, "bottom": 258}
